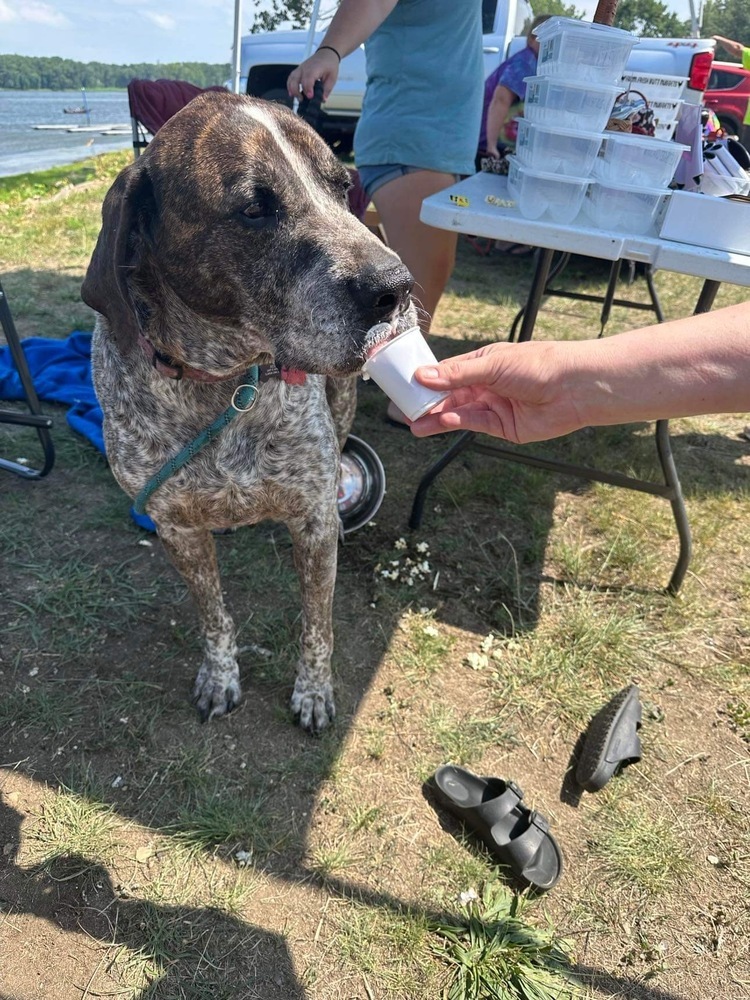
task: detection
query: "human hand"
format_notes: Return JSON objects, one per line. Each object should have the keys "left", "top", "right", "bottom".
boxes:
{"left": 287, "top": 49, "right": 340, "bottom": 101}
{"left": 712, "top": 35, "right": 743, "bottom": 59}
{"left": 409, "top": 341, "right": 588, "bottom": 444}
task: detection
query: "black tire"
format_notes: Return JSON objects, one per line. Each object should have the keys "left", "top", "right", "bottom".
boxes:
{"left": 718, "top": 115, "right": 740, "bottom": 138}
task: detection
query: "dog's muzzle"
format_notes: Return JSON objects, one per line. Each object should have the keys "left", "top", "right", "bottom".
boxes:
{"left": 347, "top": 263, "right": 414, "bottom": 328}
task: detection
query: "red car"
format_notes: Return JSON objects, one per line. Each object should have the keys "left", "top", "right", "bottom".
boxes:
{"left": 703, "top": 60, "right": 750, "bottom": 144}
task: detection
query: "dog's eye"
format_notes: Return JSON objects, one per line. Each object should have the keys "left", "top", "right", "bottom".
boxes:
{"left": 237, "top": 191, "right": 279, "bottom": 230}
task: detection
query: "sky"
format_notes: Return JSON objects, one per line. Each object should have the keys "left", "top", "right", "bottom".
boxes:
{"left": 0, "top": 0, "right": 704, "bottom": 67}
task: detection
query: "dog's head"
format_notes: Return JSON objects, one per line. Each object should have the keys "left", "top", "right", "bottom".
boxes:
{"left": 82, "top": 91, "right": 417, "bottom": 376}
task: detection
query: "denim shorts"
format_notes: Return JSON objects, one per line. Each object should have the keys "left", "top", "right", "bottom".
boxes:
{"left": 357, "top": 163, "right": 460, "bottom": 201}
{"left": 356, "top": 164, "right": 422, "bottom": 200}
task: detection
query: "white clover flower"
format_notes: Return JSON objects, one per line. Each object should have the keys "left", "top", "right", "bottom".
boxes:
{"left": 416, "top": 541, "right": 429, "bottom": 553}
{"left": 394, "top": 537, "right": 407, "bottom": 550}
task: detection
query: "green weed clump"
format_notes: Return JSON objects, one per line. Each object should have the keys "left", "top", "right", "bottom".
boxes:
{"left": 430, "top": 879, "right": 582, "bottom": 1000}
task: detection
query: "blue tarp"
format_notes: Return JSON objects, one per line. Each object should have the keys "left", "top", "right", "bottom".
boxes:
{"left": 0, "top": 332, "right": 154, "bottom": 531}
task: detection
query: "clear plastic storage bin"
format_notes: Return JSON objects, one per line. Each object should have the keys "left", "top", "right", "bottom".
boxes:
{"left": 507, "top": 158, "right": 591, "bottom": 224}
{"left": 534, "top": 17, "right": 638, "bottom": 85}
{"left": 515, "top": 118, "right": 602, "bottom": 177}
{"left": 524, "top": 76, "right": 621, "bottom": 133}
{"left": 583, "top": 180, "right": 670, "bottom": 234}
{"left": 619, "top": 71, "right": 687, "bottom": 104}
{"left": 593, "top": 132, "right": 687, "bottom": 187}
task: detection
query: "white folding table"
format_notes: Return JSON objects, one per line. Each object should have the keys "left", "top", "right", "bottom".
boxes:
{"left": 415, "top": 172, "right": 750, "bottom": 593}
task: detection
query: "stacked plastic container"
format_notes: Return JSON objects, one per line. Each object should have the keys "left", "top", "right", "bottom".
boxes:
{"left": 508, "top": 18, "right": 686, "bottom": 234}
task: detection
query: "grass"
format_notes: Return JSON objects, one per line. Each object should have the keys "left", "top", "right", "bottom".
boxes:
{"left": 4, "top": 554, "right": 167, "bottom": 657}
{"left": 426, "top": 705, "right": 518, "bottom": 765}
{"left": 28, "top": 785, "right": 120, "bottom": 870}
{"left": 589, "top": 796, "right": 693, "bottom": 895}
{"left": 1, "top": 150, "right": 750, "bottom": 1000}
{"left": 430, "top": 879, "right": 582, "bottom": 1000}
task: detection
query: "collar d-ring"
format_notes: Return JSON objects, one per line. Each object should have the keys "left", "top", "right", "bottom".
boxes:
{"left": 231, "top": 383, "right": 259, "bottom": 412}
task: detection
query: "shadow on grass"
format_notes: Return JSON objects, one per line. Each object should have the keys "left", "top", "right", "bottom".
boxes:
{"left": 0, "top": 798, "right": 694, "bottom": 1000}
{"left": 0, "top": 800, "right": 307, "bottom": 999}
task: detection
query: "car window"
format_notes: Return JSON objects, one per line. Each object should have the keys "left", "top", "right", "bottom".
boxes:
{"left": 708, "top": 68, "right": 746, "bottom": 91}
{"left": 482, "top": 0, "right": 497, "bottom": 34}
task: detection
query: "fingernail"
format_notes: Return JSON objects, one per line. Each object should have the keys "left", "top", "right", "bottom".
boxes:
{"left": 419, "top": 367, "right": 439, "bottom": 379}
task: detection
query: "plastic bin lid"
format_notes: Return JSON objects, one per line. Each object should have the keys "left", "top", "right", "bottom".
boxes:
{"left": 515, "top": 118, "right": 605, "bottom": 141}
{"left": 512, "top": 161, "right": 592, "bottom": 184}
{"left": 601, "top": 131, "right": 688, "bottom": 152}
{"left": 523, "top": 74, "right": 623, "bottom": 93}
{"left": 533, "top": 16, "right": 637, "bottom": 41}
{"left": 591, "top": 178, "right": 673, "bottom": 195}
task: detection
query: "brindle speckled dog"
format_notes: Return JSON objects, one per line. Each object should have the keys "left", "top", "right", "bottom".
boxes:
{"left": 82, "top": 91, "right": 415, "bottom": 733}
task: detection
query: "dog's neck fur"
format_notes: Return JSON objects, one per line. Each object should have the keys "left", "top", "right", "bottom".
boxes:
{"left": 133, "top": 274, "right": 275, "bottom": 378}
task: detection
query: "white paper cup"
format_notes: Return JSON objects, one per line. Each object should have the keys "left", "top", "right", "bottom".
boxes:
{"left": 362, "top": 327, "right": 448, "bottom": 422}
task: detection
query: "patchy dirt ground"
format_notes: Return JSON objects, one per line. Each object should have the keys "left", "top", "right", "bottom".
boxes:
{"left": 1, "top": 176, "right": 749, "bottom": 998}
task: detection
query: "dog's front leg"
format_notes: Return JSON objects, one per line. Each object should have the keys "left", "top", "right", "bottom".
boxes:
{"left": 287, "top": 511, "right": 339, "bottom": 734}
{"left": 157, "top": 523, "right": 240, "bottom": 721}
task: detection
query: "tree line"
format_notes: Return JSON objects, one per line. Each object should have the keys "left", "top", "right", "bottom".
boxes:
{"left": 0, "top": 55, "right": 230, "bottom": 91}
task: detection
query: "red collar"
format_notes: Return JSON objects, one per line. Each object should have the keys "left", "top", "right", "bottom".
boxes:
{"left": 138, "top": 333, "right": 306, "bottom": 385}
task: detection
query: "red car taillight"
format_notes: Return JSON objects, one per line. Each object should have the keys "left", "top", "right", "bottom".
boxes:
{"left": 689, "top": 50, "right": 714, "bottom": 93}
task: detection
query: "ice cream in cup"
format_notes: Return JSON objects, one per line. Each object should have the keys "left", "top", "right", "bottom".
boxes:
{"left": 362, "top": 326, "right": 449, "bottom": 422}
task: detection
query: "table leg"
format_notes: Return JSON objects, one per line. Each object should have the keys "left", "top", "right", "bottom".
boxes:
{"left": 652, "top": 277, "right": 721, "bottom": 593}
{"left": 409, "top": 431, "right": 475, "bottom": 530}
{"left": 655, "top": 419, "right": 691, "bottom": 595}
{"left": 694, "top": 278, "right": 720, "bottom": 315}
{"left": 517, "top": 248, "right": 555, "bottom": 343}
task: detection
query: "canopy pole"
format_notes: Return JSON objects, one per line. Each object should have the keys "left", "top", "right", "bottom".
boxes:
{"left": 231, "top": 0, "right": 242, "bottom": 94}
{"left": 303, "top": 0, "right": 324, "bottom": 59}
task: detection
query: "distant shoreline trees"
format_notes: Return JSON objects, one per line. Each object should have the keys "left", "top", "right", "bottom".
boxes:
{"left": 0, "top": 55, "right": 230, "bottom": 90}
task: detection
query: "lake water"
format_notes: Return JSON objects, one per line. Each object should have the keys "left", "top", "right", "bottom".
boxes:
{"left": 0, "top": 90, "right": 133, "bottom": 177}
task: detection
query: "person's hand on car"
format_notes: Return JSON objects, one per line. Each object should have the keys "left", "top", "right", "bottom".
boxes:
{"left": 287, "top": 48, "right": 340, "bottom": 101}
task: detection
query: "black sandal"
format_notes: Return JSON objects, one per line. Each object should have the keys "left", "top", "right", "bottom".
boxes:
{"left": 431, "top": 765, "right": 563, "bottom": 891}
{"left": 576, "top": 684, "right": 642, "bottom": 792}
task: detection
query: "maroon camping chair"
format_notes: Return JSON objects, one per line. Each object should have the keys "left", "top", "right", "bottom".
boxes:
{"left": 127, "top": 78, "right": 226, "bottom": 157}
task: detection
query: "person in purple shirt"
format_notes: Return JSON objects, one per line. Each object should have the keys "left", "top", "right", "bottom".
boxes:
{"left": 478, "top": 14, "right": 551, "bottom": 158}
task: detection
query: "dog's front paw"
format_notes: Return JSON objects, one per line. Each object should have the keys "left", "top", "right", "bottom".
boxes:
{"left": 290, "top": 677, "right": 336, "bottom": 734}
{"left": 192, "top": 661, "right": 241, "bottom": 722}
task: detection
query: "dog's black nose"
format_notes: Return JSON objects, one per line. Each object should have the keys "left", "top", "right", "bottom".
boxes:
{"left": 348, "top": 264, "right": 414, "bottom": 321}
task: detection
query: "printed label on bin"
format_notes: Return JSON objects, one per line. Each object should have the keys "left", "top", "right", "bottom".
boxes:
{"left": 622, "top": 74, "right": 685, "bottom": 89}
{"left": 539, "top": 39, "right": 557, "bottom": 64}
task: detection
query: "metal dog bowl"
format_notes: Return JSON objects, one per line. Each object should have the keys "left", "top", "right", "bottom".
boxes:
{"left": 338, "top": 434, "right": 386, "bottom": 534}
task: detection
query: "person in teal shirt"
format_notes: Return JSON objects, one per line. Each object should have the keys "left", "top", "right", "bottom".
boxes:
{"left": 289, "top": 0, "right": 484, "bottom": 422}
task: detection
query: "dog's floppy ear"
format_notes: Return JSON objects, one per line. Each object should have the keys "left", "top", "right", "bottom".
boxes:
{"left": 81, "top": 161, "right": 155, "bottom": 354}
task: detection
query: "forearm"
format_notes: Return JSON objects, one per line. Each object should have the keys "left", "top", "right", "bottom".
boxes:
{"left": 321, "top": 0, "right": 399, "bottom": 58}
{"left": 566, "top": 302, "right": 750, "bottom": 427}
{"left": 485, "top": 87, "right": 513, "bottom": 151}
{"left": 713, "top": 35, "right": 744, "bottom": 60}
